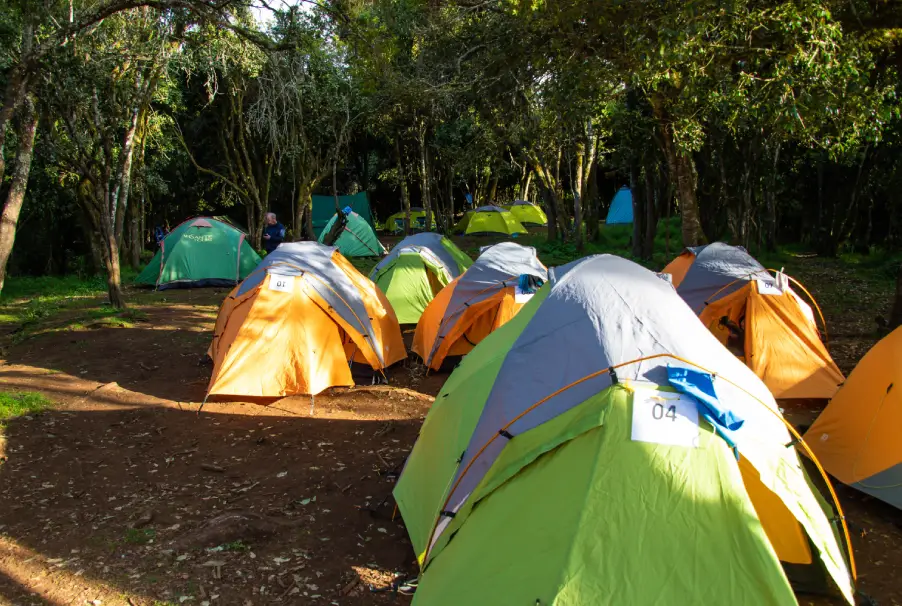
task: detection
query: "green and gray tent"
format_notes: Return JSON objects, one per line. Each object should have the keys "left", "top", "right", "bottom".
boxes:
{"left": 369, "top": 233, "right": 472, "bottom": 324}
{"left": 394, "top": 254, "right": 855, "bottom": 606}
{"left": 318, "top": 209, "right": 386, "bottom": 258}
{"left": 136, "top": 217, "right": 261, "bottom": 290}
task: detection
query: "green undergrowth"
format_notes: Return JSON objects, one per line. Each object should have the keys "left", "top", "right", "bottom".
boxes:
{"left": 0, "top": 391, "right": 53, "bottom": 425}
{"left": 0, "top": 269, "right": 142, "bottom": 337}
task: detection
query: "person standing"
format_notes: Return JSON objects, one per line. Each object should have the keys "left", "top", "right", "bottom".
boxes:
{"left": 262, "top": 212, "right": 285, "bottom": 254}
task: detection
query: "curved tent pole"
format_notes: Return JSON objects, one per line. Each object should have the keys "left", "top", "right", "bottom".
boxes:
{"left": 701, "top": 271, "right": 761, "bottom": 307}
{"left": 425, "top": 274, "right": 520, "bottom": 366}
{"left": 421, "top": 352, "right": 856, "bottom": 580}
{"left": 766, "top": 268, "right": 830, "bottom": 347}
{"left": 260, "top": 260, "right": 387, "bottom": 369}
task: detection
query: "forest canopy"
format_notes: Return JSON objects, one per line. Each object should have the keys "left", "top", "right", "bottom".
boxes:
{"left": 1, "top": 0, "right": 901, "bottom": 307}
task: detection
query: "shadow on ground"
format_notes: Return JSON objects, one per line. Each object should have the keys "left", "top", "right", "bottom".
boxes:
{"left": 0, "top": 390, "right": 428, "bottom": 606}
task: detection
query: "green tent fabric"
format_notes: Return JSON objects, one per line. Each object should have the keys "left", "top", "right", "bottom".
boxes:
{"left": 317, "top": 210, "right": 386, "bottom": 257}
{"left": 394, "top": 254, "right": 855, "bottom": 606}
{"left": 369, "top": 233, "right": 472, "bottom": 324}
{"left": 136, "top": 217, "right": 261, "bottom": 289}
{"left": 311, "top": 192, "right": 374, "bottom": 232}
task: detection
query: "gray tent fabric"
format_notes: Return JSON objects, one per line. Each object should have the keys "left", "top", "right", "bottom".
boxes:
{"left": 431, "top": 254, "right": 785, "bottom": 547}
{"left": 511, "top": 200, "right": 536, "bottom": 206}
{"left": 425, "top": 242, "right": 547, "bottom": 366}
{"left": 676, "top": 242, "right": 773, "bottom": 313}
{"left": 369, "top": 233, "right": 464, "bottom": 282}
{"left": 474, "top": 205, "right": 507, "bottom": 213}
{"left": 235, "top": 242, "right": 383, "bottom": 365}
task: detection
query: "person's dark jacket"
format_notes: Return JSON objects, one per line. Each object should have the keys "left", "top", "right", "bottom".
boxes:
{"left": 263, "top": 222, "right": 285, "bottom": 253}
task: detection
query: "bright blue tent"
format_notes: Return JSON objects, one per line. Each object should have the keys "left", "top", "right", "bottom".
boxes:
{"left": 606, "top": 186, "right": 633, "bottom": 224}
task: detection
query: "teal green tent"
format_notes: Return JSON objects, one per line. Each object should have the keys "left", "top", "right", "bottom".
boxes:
{"left": 312, "top": 192, "right": 374, "bottom": 232}
{"left": 136, "top": 217, "right": 261, "bottom": 289}
{"left": 318, "top": 209, "right": 386, "bottom": 257}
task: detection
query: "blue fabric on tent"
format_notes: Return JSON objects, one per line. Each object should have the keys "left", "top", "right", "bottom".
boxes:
{"left": 517, "top": 274, "right": 544, "bottom": 294}
{"left": 667, "top": 365, "right": 744, "bottom": 454}
{"left": 606, "top": 187, "right": 634, "bottom": 224}
{"left": 342, "top": 206, "right": 353, "bottom": 216}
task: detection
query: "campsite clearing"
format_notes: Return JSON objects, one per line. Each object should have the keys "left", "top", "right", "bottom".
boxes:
{"left": 0, "top": 250, "right": 901, "bottom": 605}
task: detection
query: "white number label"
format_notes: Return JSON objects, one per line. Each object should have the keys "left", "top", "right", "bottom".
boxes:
{"left": 756, "top": 278, "right": 783, "bottom": 296}
{"left": 269, "top": 275, "right": 295, "bottom": 293}
{"left": 631, "top": 389, "right": 700, "bottom": 448}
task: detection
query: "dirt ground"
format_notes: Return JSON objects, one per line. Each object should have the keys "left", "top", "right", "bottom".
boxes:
{"left": 0, "top": 260, "right": 901, "bottom": 605}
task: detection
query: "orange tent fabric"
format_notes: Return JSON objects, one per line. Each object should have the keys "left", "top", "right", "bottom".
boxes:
{"left": 700, "top": 279, "right": 843, "bottom": 399}
{"left": 805, "top": 327, "right": 902, "bottom": 509}
{"left": 412, "top": 242, "right": 547, "bottom": 370}
{"left": 207, "top": 242, "right": 405, "bottom": 399}
{"left": 413, "top": 281, "right": 523, "bottom": 370}
{"left": 661, "top": 250, "right": 696, "bottom": 287}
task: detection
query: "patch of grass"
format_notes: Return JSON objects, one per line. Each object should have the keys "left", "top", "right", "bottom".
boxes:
{"left": 124, "top": 528, "right": 156, "bottom": 545}
{"left": 0, "top": 391, "right": 52, "bottom": 423}
{"left": 0, "top": 274, "right": 109, "bottom": 303}
{"left": 221, "top": 540, "right": 250, "bottom": 552}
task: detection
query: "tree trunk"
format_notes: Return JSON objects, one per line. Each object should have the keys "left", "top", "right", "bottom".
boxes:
{"left": 92, "top": 183, "right": 125, "bottom": 309}
{"left": 0, "top": 20, "right": 33, "bottom": 189}
{"left": 543, "top": 187, "right": 558, "bottom": 242}
{"left": 103, "top": 228, "right": 125, "bottom": 308}
{"left": 488, "top": 175, "right": 499, "bottom": 205}
{"left": 304, "top": 195, "right": 314, "bottom": 241}
{"left": 816, "top": 157, "right": 824, "bottom": 239}
{"left": 574, "top": 142, "right": 585, "bottom": 251}
{"left": 394, "top": 138, "right": 411, "bottom": 234}
{"left": 669, "top": 145, "right": 703, "bottom": 246}
{"left": 0, "top": 94, "right": 38, "bottom": 295}
{"left": 332, "top": 160, "right": 341, "bottom": 211}
{"left": 522, "top": 170, "right": 532, "bottom": 201}
{"left": 295, "top": 182, "right": 315, "bottom": 241}
{"left": 889, "top": 263, "right": 902, "bottom": 330}
{"left": 630, "top": 162, "right": 644, "bottom": 258}
{"left": 532, "top": 159, "right": 569, "bottom": 241}
{"left": 654, "top": 99, "right": 704, "bottom": 246}
{"left": 765, "top": 143, "right": 780, "bottom": 251}
{"left": 128, "top": 199, "right": 141, "bottom": 269}
{"left": 585, "top": 161, "right": 600, "bottom": 241}
{"left": 447, "top": 164, "right": 454, "bottom": 233}
{"left": 417, "top": 122, "right": 432, "bottom": 232}
{"left": 643, "top": 162, "right": 657, "bottom": 259}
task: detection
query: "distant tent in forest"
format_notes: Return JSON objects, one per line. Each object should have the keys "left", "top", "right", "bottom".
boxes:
{"left": 136, "top": 217, "right": 261, "bottom": 289}
{"left": 382, "top": 207, "right": 436, "bottom": 233}
{"left": 605, "top": 186, "right": 633, "bottom": 224}
{"left": 318, "top": 207, "right": 386, "bottom": 257}
{"left": 505, "top": 201, "right": 548, "bottom": 227}
{"left": 311, "top": 192, "right": 374, "bottom": 232}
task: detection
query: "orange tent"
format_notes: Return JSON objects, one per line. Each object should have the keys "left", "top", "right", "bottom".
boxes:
{"left": 207, "top": 242, "right": 406, "bottom": 399}
{"left": 805, "top": 327, "right": 902, "bottom": 509}
{"left": 661, "top": 248, "right": 697, "bottom": 287}
{"left": 413, "top": 242, "right": 547, "bottom": 370}
{"left": 700, "top": 277, "right": 843, "bottom": 399}
{"left": 667, "top": 243, "right": 843, "bottom": 400}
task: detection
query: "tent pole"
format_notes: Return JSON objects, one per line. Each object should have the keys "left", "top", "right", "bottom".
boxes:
{"left": 310, "top": 394, "right": 315, "bottom": 416}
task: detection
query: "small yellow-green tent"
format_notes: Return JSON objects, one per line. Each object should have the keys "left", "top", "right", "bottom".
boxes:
{"left": 505, "top": 200, "right": 547, "bottom": 226}
{"left": 369, "top": 233, "right": 472, "bottom": 324}
{"left": 458, "top": 205, "right": 527, "bottom": 236}
{"left": 382, "top": 208, "right": 436, "bottom": 233}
